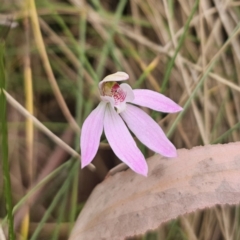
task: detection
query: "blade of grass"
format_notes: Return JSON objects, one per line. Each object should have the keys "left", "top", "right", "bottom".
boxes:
{"left": 3, "top": 90, "right": 96, "bottom": 171}
{"left": 161, "top": 0, "right": 199, "bottom": 93}
{"left": 0, "top": 36, "right": 15, "bottom": 240}
{"left": 50, "top": 189, "right": 68, "bottom": 240}
{"left": 210, "top": 89, "right": 228, "bottom": 142}
{"left": 30, "top": 161, "right": 77, "bottom": 240}
{"left": 167, "top": 19, "right": 240, "bottom": 138}
{"left": 167, "top": 60, "right": 215, "bottom": 138}
{"left": 212, "top": 122, "right": 240, "bottom": 144}
{"left": 68, "top": 10, "right": 87, "bottom": 232}
{"left": 163, "top": 0, "right": 209, "bottom": 144}
{"left": 1, "top": 160, "right": 72, "bottom": 226}
{"left": 95, "top": 0, "right": 127, "bottom": 79}
{"left": 28, "top": 0, "right": 79, "bottom": 131}
{"left": 118, "top": 35, "right": 160, "bottom": 91}
{"left": 133, "top": 55, "right": 160, "bottom": 89}
{"left": 40, "top": 0, "right": 101, "bottom": 126}
{"left": 41, "top": 0, "right": 98, "bottom": 83}
{"left": 20, "top": 4, "right": 34, "bottom": 238}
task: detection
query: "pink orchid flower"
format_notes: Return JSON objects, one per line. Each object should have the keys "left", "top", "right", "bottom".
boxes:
{"left": 80, "top": 72, "right": 182, "bottom": 176}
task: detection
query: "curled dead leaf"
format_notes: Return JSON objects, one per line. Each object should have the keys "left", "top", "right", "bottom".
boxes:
{"left": 70, "top": 142, "right": 240, "bottom": 240}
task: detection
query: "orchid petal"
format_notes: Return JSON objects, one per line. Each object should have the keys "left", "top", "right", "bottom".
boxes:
{"left": 99, "top": 71, "right": 129, "bottom": 90}
{"left": 104, "top": 105, "right": 148, "bottom": 176}
{"left": 132, "top": 89, "right": 183, "bottom": 113}
{"left": 80, "top": 101, "right": 106, "bottom": 168}
{"left": 120, "top": 83, "right": 134, "bottom": 102}
{"left": 121, "top": 104, "right": 177, "bottom": 157}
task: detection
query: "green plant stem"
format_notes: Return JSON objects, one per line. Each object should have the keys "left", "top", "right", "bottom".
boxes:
{"left": 0, "top": 42, "right": 15, "bottom": 240}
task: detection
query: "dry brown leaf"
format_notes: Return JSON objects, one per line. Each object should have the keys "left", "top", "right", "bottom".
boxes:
{"left": 70, "top": 142, "right": 240, "bottom": 240}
